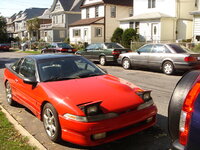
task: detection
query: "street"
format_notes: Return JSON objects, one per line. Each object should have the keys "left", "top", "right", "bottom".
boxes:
{"left": 0, "top": 51, "right": 182, "bottom": 150}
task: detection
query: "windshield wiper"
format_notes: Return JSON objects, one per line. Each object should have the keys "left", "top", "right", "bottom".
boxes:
{"left": 79, "top": 73, "right": 103, "bottom": 78}
{"left": 43, "top": 76, "right": 80, "bottom": 82}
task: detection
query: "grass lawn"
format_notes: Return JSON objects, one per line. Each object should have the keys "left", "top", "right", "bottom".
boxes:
{"left": 0, "top": 110, "right": 36, "bottom": 150}
{"left": 21, "top": 50, "right": 41, "bottom": 54}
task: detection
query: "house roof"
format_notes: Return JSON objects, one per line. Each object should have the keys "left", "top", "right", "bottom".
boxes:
{"left": 81, "top": 0, "right": 132, "bottom": 8}
{"left": 13, "top": 8, "right": 47, "bottom": 22}
{"left": 69, "top": 17, "right": 104, "bottom": 27}
{"left": 51, "top": 0, "right": 83, "bottom": 12}
{"left": 38, "top": 8, "right": 51, "bottom": 19}
{"left": 190, "top": 10, "right": 200, "bottom": 15}
{"left": 119, "top": 12, "right": 173, "bottom": 21}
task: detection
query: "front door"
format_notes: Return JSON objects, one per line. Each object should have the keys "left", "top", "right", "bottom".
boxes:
{"left": 151, "top": 24, "right": 159, "bottom": 41}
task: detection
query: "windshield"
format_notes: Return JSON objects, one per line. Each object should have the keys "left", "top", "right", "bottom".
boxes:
{"left": 104, "top": 43, "right": 124, "bottom": 49}
{"left": 38, "top": 57, "right": 106, "bottom": 82}
{"left": 168, "top": 44, "right": 187, "bottom": 53}
{"left": 57, "top": 43, "right": 72, "bottom": 48}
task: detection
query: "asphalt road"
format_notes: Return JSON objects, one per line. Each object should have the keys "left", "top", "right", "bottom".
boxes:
{"left": 0, "top": 51, "right": 182, "bottom": 150}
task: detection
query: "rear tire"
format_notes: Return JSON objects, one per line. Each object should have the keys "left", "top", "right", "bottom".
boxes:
{"left": 122, "top": 58, "right": 132, "bottom": 69}
{"left": 99, "top": 56, "right": 107, "bottom": 66}
{"left": 42, "top": 103, "right": 61, "bottom": 142}
{"left": 162, "top": 61, "right": 174, "bottom": 75}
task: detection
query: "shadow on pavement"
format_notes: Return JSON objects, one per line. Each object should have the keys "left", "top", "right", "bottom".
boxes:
{"left": 0, "top": 57, "right": 19, "bottom": 69}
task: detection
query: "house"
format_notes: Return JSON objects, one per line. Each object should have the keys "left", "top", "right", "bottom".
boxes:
{"left": 13, "top": 8, "right": 47, "bottom": 40}
{"left": 6, "top": 13, "right": 17, "bottom": 38}
{"left": 120, "top": 0, "right": 197, "bottom": 42}
{"left": 190, "top": 1, "right": 200, "bottom": 42}
{"left": 69, "top": 0, "right": 133, "bottom": 44}
{"left": 27, "top": 9, "right": 52, "bottom": 41}
{"left": 42, "top": 0, "right": 83, "bottom": 42}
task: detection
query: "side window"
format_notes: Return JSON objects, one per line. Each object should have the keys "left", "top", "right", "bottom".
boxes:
{"left": 11, "top": 58, "right": 23, "bottom": 73}
{"left": 86, "top": 44, "right": 96, "bottom": 50}
{"left": 138, "top": 45, "right": 153, "bottom": 53}
{"left": 152, "top": 45, "right": 171, "bottom": 53}
{"left": 94, "top": 44, "right": 103, "bottom": 50}
{"left": 19, "top": 58, "right": 36, "bottom": 79}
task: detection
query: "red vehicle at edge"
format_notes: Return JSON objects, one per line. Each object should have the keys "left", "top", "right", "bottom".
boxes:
{"left": 4, "top": 54, "right": 157, "bottom": 146}
{"left": 0, "top": 44, "right": 10, "bottom": 51}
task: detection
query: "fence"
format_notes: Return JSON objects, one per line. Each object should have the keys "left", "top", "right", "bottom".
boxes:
{"left": 11, "top": 41, "right": 50, "bottom": 50}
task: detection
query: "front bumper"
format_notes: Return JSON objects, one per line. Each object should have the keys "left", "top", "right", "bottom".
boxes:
{"left": 59, "top": 105, "right": 157, "bottom": 146}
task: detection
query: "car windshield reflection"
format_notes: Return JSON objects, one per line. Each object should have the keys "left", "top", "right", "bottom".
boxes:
{"left": 38, "top": 57, "right": 106, "bottom": 82}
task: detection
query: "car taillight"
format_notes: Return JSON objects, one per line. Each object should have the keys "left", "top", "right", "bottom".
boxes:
{"left": 112, "top": 50, "right": 120, "bottom": 55}
{"left": 179, "top": 82, "right": 200, "bottom": 145}
{"left": 184, "top": 57, "right": 197, "bottom": 62}
{"left": 72, "top": 49, "right": 77, "bottom": 52}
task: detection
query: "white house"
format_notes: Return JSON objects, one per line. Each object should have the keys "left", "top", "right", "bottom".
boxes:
{"left": 190, "top": 0, "right": 200, "bottom": 42}
{"left": 120, "top": 0, "right": 197, "bottom": 42}
{"left": 69, "top": 0, "right": 133, "bottom": 44}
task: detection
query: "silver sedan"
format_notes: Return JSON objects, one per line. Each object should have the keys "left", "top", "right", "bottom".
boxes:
{"left": 118, "top": 43, "right": 200, "bottom": 75}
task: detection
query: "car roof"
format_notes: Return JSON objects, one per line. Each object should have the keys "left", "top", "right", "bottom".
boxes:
{"left": 25, "top": 54, "right": 80, "bottom": 61}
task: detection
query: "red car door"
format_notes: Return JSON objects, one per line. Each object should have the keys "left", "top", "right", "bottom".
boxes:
{"left": 16, "top": 58, "right": 40, "bottom": 115}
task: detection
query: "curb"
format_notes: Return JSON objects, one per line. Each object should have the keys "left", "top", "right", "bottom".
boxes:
{"left": 0, "top": 105, "right": 47, "bottom": 150}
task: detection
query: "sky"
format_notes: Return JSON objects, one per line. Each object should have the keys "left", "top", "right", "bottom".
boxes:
{"left": 0, "top": 0, "right": 54, "bottom": 17}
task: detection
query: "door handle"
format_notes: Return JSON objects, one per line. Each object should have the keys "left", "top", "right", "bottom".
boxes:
{"left": 15, "top": 79, "right": 18, "bottom": 83}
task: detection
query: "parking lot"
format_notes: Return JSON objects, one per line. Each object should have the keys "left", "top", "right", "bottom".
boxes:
{"left": 0, "top": 51, "right": 182, "bottom": 150}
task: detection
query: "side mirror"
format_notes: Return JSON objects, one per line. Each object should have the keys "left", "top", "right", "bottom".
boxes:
{"left": 23, "top": 77, "right": 37, "bottom": 85}
{"left": 137, "top": 50, "right": 141, "bottom": 54}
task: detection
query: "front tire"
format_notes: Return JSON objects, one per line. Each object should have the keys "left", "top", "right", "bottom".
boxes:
{"left": 99, "top": 56, "right": 107, "bottom": 66}
{"left": 42, "top": 103, "right": 61, "bottom": 142}
{"left": 122, "top": 58, "right": 132, "bottom": 69}
{"left": 5, "top": 82, "right": 16, "bottom": 106}
{"left": 162, "top": 61, "right": 174, "bottom": 75}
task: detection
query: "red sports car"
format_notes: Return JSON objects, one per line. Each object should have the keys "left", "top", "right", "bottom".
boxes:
{"left": 4, "top": 54, "right": 157, "bottom": 146}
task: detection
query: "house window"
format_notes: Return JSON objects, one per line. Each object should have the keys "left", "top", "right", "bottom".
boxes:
{"left": 130, "top": 22, "right": 134, "bottom": 28}
{"left": 95, "top": 6, "right": 99, "bottom": 17}
{"left": 45, "top": 32, "right": 47, "bottom": 37}
{"left": 95, "top": 27, "right": 102, "bottom": 37}
{"left": 148, "top": 0, "right": 156, "bottom": 8}
{"left": 59, "top": 31, "right": 65, "bottom": 38}
{"left": 86, "top": 8, "right": 89, "bottom": 18}
{"left": 195, "top": 0, "right": 199, "bottom": 7}
{"left": 135, "top": 22, "right": 140, "bottom": 33}
{"left": 110, "top": 6, "right": 116, "bottom": 18}
{"left": 73, "top": 29, "right": 81, "bottom": 37}
{"left": 129, "top": 8, "right": 133, "bottom": 17}
{"left": 62, "top": 15, "right": 64, "bottom": 23}
{"left": 55, "top": 4, "right": 61, "bottom": 10}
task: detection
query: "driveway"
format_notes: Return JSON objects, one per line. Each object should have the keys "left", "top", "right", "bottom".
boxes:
{"left": 0, "top": 52, "right": 182, "bottom": 150}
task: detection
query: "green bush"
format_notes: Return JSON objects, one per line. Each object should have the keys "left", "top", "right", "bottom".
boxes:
{"left": 111, "top": 28, "right": 123, "bottom": 43}
{"left": 192, "top": 44, "right": 200, "bottom": 53}
{"left": 122, "top": 28, "right": 139, "bottom": 48}
{"left": 63, "top": 37, "right": 70, "bottom": 44}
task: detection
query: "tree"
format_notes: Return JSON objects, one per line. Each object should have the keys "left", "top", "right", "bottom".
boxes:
{"left": 26, "top": 18, "right": 40, "bottom": 41}
{"left": 122, "top": 28, "right": 139, "bottom": 48}
{"left": 0, "top": 16, "right": 8, "bottom": 43}
{"left": 111, "top": 27, "right": 123, "bottom": 43}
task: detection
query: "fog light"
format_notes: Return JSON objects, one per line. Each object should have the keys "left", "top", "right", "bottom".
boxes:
{"left": 146, "top": 117, "right": 153, "bottom": 123}
{"left": 92, "top": 132, "right": 106, "bottom": 140}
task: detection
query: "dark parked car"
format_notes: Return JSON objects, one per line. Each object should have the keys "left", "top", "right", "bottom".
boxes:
{"left": 118, "top": 44, "right": 200, "bottom": 75}
{"left": 168, "top": 70, "right": 200, "bottom": 150}
{"left": 76, "top": 43, "right": 131, "bottom": 66}
{"left": 41, "top": 43, "right": 77, "bottom": 53}
{"left": 0, "top": 44, "right": 10, "bottom": 51}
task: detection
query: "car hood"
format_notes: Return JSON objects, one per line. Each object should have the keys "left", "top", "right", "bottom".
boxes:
{"left": 42, "top": 74, "right": 144, "bottom": 113}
